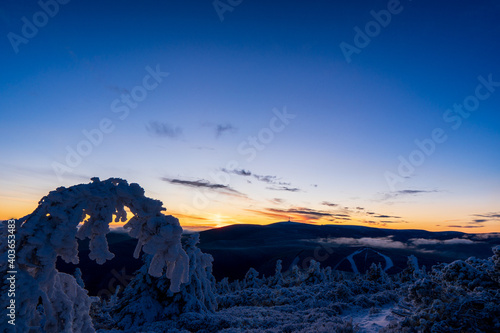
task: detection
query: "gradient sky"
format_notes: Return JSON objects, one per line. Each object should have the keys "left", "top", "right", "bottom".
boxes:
{"left": 1, "top": 0, "right": 499, "bottom": 232}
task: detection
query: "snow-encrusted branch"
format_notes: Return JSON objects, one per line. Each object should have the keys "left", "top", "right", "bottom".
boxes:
{"left": 1, "top": 177, "right": 189, "bottom": 333}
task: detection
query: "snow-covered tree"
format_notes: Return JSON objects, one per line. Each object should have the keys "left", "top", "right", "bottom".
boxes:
{"left": 268, "top": 259, "right": 284, "bottom": 287}
{"left": 384, "top": 247, "right": 500, "bottom": 332}
{"left": 112, "top": 233, "right": 217, "bottom": 329}
{"left": 304, "top": 259, "right": 325, "bottom": 285}
{"left": 490, "top": 245, "right": 500, "bottom": 284}
{"left": 322, "top": 266, "right": 333, "bottom": 283}
{"left": 398, "top": 255, "right": 422, "bottom": 283}
{"left": 365, "top": 262, "right": 388, "bottom": 283}
{"left": 285, "top": 265, "right": 303, "bottom": 287}
{"left": 0, "top": 178, "right": 189, "bottom": 333}
{"left": 217, "top": 277, "right": 231, "bottom": 293}
{"left": 244, "top": 267, "right": 262, "bottom": 288}
{"left": 231, "top": 279, "right": 242, "bottom": 291}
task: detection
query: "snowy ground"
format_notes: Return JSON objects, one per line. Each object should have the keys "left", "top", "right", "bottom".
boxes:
{"left": 350, "top": 304, "right": 396, "bottom": 332}
{"left": 95, "top": 250, "right": 500, "bottom": 333}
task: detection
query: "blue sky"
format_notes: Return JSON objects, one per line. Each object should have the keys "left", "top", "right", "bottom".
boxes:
{"left": 1, "top": 0, "right": 499, "bottom": 231}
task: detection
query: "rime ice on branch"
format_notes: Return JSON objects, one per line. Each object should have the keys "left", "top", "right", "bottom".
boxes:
{"left": 112, "top": 233, "right": 217, "bottom": 329}
{"left": 0, "top": 178, "right": 189, "bottom": 333}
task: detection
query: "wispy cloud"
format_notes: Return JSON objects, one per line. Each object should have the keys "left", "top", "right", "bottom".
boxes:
{"left": 317, "top": 201, "right": 404, "bottom": 226}
{"left": 161, "top": 177, "right": 245, "bottom": 197}
{"left": 215, "top": 123, "right": 237, "bottom": 138}
{"left": 380, "top": 189, "right": 438, "bottom": 201}
{"left": 332, "top": 213, "right": 350, "bottom": 218}
{"left": 379, "top": 220, "right": 404, "bottom": 224}
{"left": 250, "top": 206, "right": 340, "bottom": 222}
{"left": 266, "top": 186, "right": 301, "bottom": 192}
{"left": 220, "top": 168, "right": 299, "bottom": 191}
{"left": 248, "top": 202, "right": 406, "bottom": 227}
{"left": 398, "top": 190, "right": 436, "bottom": 195}
{"left": 374, "top": 214, "right": 401, "bottom": 219}
{"left": 471, "top": 212, "right": 500, "bottom": 220}
{"left": 269, "top": 207, "right": 332, "bottom": 218}
{"left": 449, "top": 212, "right": 500, "bottom": 229}
{"left": 191, "top": 146, "right": 215, "bottom": 151}
{"left": 221, "top": 168, "right": 252, "bottom": 176}
{"left": 146, "top": 121, "right": 183, "bottom": 139}
{"left": 361, "top": 220, "right": 385, "bottom": 227}
{"left": 448, "top": 224, "right": 484, "bottom": 229}
{"left": 162, "top": 178, "right": 231, "bottom": 190}
{"left": 359, "top": 217, "right": 406, "bottom": 227}
{"left": 269, "top": 198, "right": 285, "bottom": 204}
{"left": 254, "top": 174, "right": 278, "bottom": 183}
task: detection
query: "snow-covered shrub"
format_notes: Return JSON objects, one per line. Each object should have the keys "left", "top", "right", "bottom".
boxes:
{"left": 322, "top": 266, "right": 333, "bottom": 283}
{"left": 489, "top": 245, "right": 500, "bottom": 284}
{"left": 243, "top": 267, "right": 262, "bottom": 289}
{"left": 386, "top": 247, "right": 500, "bottom": 332}
{"left": 284, "top": 265, "right": 304, "bottom": 287}
{"left": 112, "top": 233, "right": 217, "bottom": 329}
{"left": 398, "top": 255, "right": 422, "bottom": 283}
{"left": 0, "top": 178, "right": 189, "bottom": 333}
{"left": 441, "top": 259, "right": 495, "bottom": 290}
{"left": 217, "top": 277, "right": 231, "bottom": 293}
{"left": 268, "top": 259, "right": 284, "bottom": 287}
{"left": 332, "top": 282, "right": 354, "bottom": 302}
{"left": 231, "top": 279, "right": 242, "bottom": 291}
{"left": 365, "top": 262, "right": 388, "bottom": 283}
{"left": 407, "top": 277, "right": 443, "bottom": 307}
{"left": 303, "top": 259, "right": 325, "bottom": 285}
{"left": 88, "top": 296, "right": 115, "bottom": 330}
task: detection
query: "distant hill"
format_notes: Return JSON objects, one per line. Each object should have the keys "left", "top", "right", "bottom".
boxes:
{"left": 57, "top": 222, "right": 500, "bottom": 296}
{"left": 198, "top": 222, "right": 499, "bottom": 280}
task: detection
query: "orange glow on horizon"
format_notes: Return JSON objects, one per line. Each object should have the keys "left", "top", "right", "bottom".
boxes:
{"left": 2, "top": 199, "right": 499, "bottom": 234}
